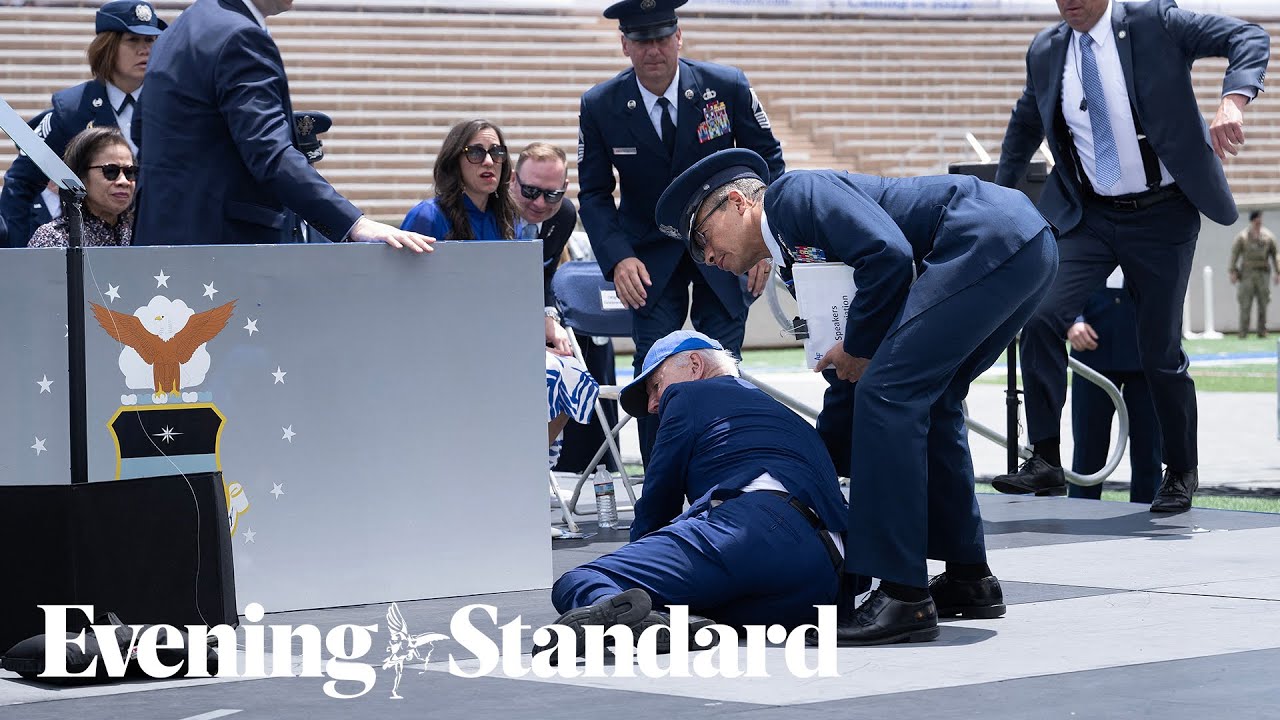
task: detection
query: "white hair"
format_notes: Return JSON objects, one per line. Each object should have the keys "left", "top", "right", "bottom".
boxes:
{"left": 668, "top": 348, "right": 741, "bottom": 378}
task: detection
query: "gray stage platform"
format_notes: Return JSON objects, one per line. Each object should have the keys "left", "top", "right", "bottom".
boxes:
{"left": 4, "top": 494, "right": 1280, "bottom": 719}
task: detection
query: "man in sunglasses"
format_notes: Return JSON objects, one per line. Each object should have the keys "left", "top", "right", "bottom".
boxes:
{"left": 656, "top": 148, "right": 1058, "bottom": 646}
{"left": 133, "top": 0, "right": 432, "bottom": 252}
{"left": 578, "top": 0, "right": 785, "bottom": 466}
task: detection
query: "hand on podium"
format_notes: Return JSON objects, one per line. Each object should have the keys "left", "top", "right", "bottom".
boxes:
{"left": 349, "top": 216, "right": 435, "bottom": 253}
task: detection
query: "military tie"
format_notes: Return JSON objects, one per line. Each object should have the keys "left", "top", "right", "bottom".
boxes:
{"left": 116, "top": 93, "right": 135, "bottom": 115}
{"left": 1078, "top": 34, "right": 1121, "bottom": 189}
{"left": 776, "top": 239, "right": 797, "bottom": 299}
{"left": 656, "top": 97, "right": 676, "bottom": 156}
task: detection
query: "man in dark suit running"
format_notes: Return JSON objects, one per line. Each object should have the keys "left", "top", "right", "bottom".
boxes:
{"left": 992, "top": 0, "right": 1268, "bottom": 512}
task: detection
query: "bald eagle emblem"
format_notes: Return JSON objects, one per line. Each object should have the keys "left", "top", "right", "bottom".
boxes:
{"left": 91, "top": 298, "right": 236, "bottom": 395}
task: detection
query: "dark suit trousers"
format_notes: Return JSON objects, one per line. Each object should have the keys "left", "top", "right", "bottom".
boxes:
{"left": 1021, "top": 196, "right": 1199, "bottom": 470}
{"left": 632, "top": 254, "right": 747, "bottom": 466}
{"left": 840, "top": 230, "right": 1057, "bottom": 588}
{"left": 1069, "top": 370, "right": 1163, "bottom": 503}
{"left": 552, "top": 491, "right": 839, "bottom": 627}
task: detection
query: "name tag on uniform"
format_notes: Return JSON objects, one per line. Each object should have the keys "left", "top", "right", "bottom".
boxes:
{"left": 697, "top": 101, "right": 731, "bottom": 143}
{"left": 612, "top": 147, "right": 637, "bottom": 156}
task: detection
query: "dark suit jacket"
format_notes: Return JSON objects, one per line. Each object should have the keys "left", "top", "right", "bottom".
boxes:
{"left": 765, "top": 171, "right": 1051, "bottom": 360}
{"left": 1072, "top": 286, "right": 1142, "bottom": 373}
{"left": 995, "top": 0, "right": 1268, "bottom": 232}
{"left": 134, "top": 0, "right": 360, "bottom": 245}
{"left": 578, "top": 58, "right": 784, "bottom": 315}
{"left": 1, "top": 92, "right": 112, "bottom": 247}
{"left": 539, "top": 199, "right": 577, "bottom": 307}
{"left": 631, "top": 375, "right": 847, "bottom": 541}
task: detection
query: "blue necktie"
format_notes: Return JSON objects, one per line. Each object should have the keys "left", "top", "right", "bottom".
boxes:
{"left": 1079, "top": 34, "right": 1121, "bottom": 190}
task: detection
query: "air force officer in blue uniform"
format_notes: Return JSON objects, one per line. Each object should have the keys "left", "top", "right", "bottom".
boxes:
{"left": 134, "top": 0, "right": 431, "bottom": 252}
{"left": 577, "top": 0, "right": 784, "bottom": 464}
{"left": 993, "top": 0, "right": 1268, "bottom": 512}
{"left": 1069, "top": 274, "right": 1163, "bottom": 503}
{"left": 550, "top": 330, "right": 846, "bottom": 640}
{"left": 657, "top": 149, "right": 1058, "bottom": 645}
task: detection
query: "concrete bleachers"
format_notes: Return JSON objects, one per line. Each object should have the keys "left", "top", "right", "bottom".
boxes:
{"left": 1, "top": 4, "right": 1277, "bottom": 229}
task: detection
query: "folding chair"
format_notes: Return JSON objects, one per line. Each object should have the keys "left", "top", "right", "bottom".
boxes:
{"left": 550, "top": 260, "right": 640, "bottom": 517}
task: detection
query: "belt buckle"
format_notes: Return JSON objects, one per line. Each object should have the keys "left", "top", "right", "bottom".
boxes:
{"left": 1113, "top": 199, "right": 1139, "bottom": 212}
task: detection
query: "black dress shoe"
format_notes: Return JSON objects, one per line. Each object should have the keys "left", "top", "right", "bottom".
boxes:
{"left": 1150, "top": 469, "right": 1198, "bottom": 513}
{"left": 807, "top": 589, "right": 938, "bottom": 646}
{"left": 632, "top": 611, "right": 719, "bottom": 653}
{"left": 991, "top": 455, "right": 1066, "bottom": 496}
{"left": 532, "top": 588, "right": 653, "bottom": 658}
{"left": 928, "top": 573, "right": 1006, "bottom": 619}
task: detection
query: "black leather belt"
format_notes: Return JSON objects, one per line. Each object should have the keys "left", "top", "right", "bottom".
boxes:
{"left": 1086, "top": 183, "right": 1183, "bottom": 212}
{"left": 755, "top": 490, "right": 843, "bottom": 572}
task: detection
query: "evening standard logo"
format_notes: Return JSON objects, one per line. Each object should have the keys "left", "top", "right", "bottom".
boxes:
{"left": 36, "top": 602, "right": 838, "bottom": 699}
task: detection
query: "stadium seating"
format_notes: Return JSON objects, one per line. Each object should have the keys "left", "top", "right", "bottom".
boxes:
{"left": 0, "top": 4, "right": 1276, "bottom": 227}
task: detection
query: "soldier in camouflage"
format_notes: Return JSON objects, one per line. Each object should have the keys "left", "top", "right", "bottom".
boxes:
{"left": 1228, "top": 210, "right": 1279, "bottom": 338}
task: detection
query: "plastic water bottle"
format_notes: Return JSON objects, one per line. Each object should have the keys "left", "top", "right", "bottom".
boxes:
{"left": 593, "top": 464, "right": 618, "bottom": 529}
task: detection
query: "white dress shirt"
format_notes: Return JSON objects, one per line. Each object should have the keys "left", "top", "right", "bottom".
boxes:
{"left": 760, "top": 210, "right": 785, "bottom": 267}
{"left": 1061, "top": 0, "right": 1253, "bottom": 196}
{"left": 1060, "top": 0, "right": 1173, "bottom": 195}
{"left": 636, "top": 67, "right": 680, "bottom": 140}
{"left": 104, "top": 82, "right": 139, "bottom": 155}
{"left": 241, "top": 0, "right": 268, "bottom": 30}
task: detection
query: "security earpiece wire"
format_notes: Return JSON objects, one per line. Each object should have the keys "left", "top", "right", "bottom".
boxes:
{"left": 82, "top": 248, "right": 211, "bottom": 629}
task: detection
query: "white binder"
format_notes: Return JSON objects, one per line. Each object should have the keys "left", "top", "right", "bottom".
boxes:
{"left": 792, "top": 262, "right": 857, "bottom": 369}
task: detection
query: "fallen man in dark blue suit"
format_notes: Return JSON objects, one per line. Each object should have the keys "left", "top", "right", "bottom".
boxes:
{"left": 656, "top": 148, "right": 1058, "bottom": 646}
{"left": 546, "top": 329, "right": 847, "bottom": 654}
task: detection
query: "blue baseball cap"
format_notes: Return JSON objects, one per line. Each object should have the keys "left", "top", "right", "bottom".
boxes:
{"left": 96, "top": 1, "right": 166, "bottom": 36}
{"left": 619, "top": 330, "right": 724, "bottom": 417}
{"left": 604, "top": 0, "right": 687, "bottom": 41}
{"left": 655, "top": 148, "right": 769, "bottom": 263}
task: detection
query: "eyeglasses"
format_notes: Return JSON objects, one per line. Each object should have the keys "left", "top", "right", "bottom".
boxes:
{"left": 690, "top": 195, "right": 731, "bottom": 264}
{"left": 516, "top": 178, "right": 566, "bottom": 204}
{"left": 89, "top": 164, "right": 138, "bottom": 182}
{"left": 462, "top": 144, "right": 508, "bottom": 164}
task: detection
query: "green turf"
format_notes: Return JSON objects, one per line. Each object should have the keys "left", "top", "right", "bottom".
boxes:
{"left": 975, "top": 484, "right": 1280, "bottom": 513}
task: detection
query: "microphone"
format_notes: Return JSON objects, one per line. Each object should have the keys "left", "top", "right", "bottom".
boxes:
{"left": 1080, "top": 98, "right": 1088, "bottom": 112}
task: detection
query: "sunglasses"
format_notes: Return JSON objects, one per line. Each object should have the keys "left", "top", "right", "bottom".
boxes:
{"left": 462, "top": 144, "right": 508, "bottom": 164}
{"left": 516, "top": 178, "right": 566, "bottom": 204}
{"left": 89, "top": 164, "right": 138, "bottom": 182}
{"left": 690, "top": 194, "right": 731, "bottom": 264}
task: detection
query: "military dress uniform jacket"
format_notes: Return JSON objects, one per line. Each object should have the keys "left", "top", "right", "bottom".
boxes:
{"left": 134, "top": 0, "right": 360, "bottom": 245}
{"left": 630, "top": 375, "right": 847, "bottom": 542}
{"left": 577, "top": 58, "right": 784, "bottom": 315}
{"left": 995, "top": 0, "right": 1269, "bottom": 233}
{"left": 1072, "top": 287, "right": 1142, "bottom": 373}
{"left": 765, "top": 171, "right": 1052, "bottom": 361}
{"left": 0, "top": 85, "right": 116, "bottom": 247}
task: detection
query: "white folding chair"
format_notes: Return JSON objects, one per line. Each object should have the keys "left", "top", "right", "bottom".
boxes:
{"left": 550, "top": 261, "right": 640, "bottom": 518}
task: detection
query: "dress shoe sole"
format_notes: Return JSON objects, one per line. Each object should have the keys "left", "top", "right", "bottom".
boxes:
{"left": 533, "top": 588, "right": 653, "bottom": 657}
{"left": 937, "top": 603, "right": 1006, "bottom": 620}
{"left": 833, "top": 625, "right": 940, "bottom": 647}
{"left": 1149, "top": 502, "right": 1191, "bottom": 514}
{"left": 991, "top": 479, "right": 1066, "bottom": 496}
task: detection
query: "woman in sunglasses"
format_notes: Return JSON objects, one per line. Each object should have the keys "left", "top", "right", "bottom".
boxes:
{"left": 29, "top": 127, "right": 137, "bottom": 248}
{"left": 0, "top": 0, "right": 164, "bottom": 247}
{"left": 401, "top": 119, "right": 518, "bottom": 241}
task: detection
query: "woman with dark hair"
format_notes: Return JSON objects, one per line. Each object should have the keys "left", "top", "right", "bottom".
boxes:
{"left": 29, "top": 127, "right": 136, "bottom": 248}
{"left": 400, "top": 119, "right": 518, "bottom": 240}
{"left": 0, "top": 0, "right": 165, "bottom": 247}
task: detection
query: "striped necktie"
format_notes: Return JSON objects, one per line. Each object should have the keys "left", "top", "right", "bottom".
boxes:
{"left": 1079, "top": 34, "right": 1121, "bottom": 189}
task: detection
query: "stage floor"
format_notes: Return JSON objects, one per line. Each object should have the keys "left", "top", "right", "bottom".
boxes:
{"left": 4, "top": 494, "right": 1280, "bottom": 719}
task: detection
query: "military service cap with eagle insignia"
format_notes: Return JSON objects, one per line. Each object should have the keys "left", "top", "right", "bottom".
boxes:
{"left": 95, "top": 0, "right": 167, "bottom": 35}
{"left": 603, "top": 0, "right": 688, "bottom": 41}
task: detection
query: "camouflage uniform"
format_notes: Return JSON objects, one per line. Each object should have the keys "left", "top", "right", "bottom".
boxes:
{"left": 1229, "top": 225, "right": 1279, "bottom": 337}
